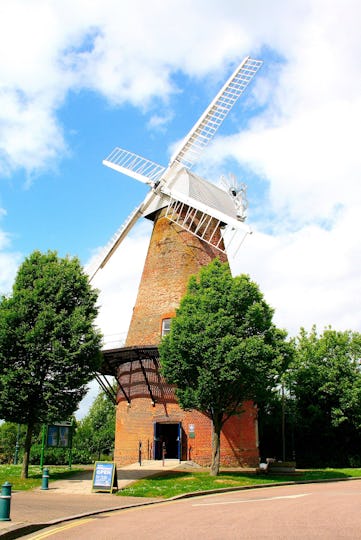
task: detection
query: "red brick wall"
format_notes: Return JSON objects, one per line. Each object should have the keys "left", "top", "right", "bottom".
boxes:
{"left": 125, "top": 211, "right": 227, "bottom": 347}
{"left": 114, "top": 399, "right": 259, "bottom": 467}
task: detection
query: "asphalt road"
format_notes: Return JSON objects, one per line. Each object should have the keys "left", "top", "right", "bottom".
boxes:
{"left": 23, "top": 480, "right": 361, "bottom": 539}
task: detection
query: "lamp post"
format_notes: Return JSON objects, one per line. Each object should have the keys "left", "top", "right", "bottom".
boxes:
{"left": 13, "top": 424, "right": 20, "bottom": 465}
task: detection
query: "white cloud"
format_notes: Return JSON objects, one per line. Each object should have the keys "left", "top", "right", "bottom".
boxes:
{"left": 231, "top": 202, "right": 361, "bottom": 335}
{"left": 211, "top": 95, "right": 361, "bottom": 229}
{"left": 0, "top": 228, "right": 21, "bottom": 295}
{"left": 147, "top": 111, "right": 175, "bottom": 133}
{"left": 90, "top": 220, "right": 151, "bottom": 347}
{"left": 2, "top": 0, "right": 359, "bottom": 176}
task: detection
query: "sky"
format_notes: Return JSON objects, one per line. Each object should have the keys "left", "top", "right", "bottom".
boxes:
{"left": 1, "top": 0, "right": 360, "bottom": 417}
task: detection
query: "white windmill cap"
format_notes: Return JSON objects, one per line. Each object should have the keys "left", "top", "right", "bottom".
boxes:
{"left": 143, "top": 167, "right": 239, "bottom": 224}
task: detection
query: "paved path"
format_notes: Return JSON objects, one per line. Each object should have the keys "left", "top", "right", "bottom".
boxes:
{"left": 0, "top": 460, "right": 183, "bottom": 539}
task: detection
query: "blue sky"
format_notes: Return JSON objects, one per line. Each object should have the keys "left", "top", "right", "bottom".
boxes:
{"left": 1, "top": 0, "right": 360, "bottom": 416}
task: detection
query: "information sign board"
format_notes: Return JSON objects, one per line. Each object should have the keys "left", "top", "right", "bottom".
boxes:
{"left": 92, "top": 461, "right": 118, "bottom": 493}
{"left": 46, "top": 423, "right": 72, "bottom": 448}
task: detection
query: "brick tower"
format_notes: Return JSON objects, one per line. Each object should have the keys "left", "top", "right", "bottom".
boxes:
{"left": 108, "top": 205, "right": 259, "bottom": 466}
{"left": 94, "top": 56, "right": 263, "bottom": 467}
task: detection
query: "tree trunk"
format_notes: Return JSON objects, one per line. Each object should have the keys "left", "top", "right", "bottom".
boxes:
{"left": 21, "top": 423, "right": 33, "bottom": 479}
{"left": 210, "top": 416, "right": 222, "bottom": 476}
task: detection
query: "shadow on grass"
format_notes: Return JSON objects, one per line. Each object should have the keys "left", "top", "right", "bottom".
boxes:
{"left": 0, "top": 464, "right": 87, "bottom": 491}
{"left": 26, "top": 466, "right": 86, "bottom": 481}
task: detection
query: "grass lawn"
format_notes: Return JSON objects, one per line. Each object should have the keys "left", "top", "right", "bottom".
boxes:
{"left": 118, "top": 468, "right": 361, "bottom": 499}
{"left": 0, "top": 464, "right": 87, "bottom": 491}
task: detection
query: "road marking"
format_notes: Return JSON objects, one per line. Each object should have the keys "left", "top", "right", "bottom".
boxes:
{"left": 193, "top": 494, "right": 310, "bottom": 506}
{"left": 28, "top": 518, "right": 94, "bottom": 539}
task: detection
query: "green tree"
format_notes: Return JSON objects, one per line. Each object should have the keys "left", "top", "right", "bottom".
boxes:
{"left": 287, "top": 326, "right": 361, "bottom": 466}
{"left": 159, "top": 259, "right": 291, "bottom": 475}
{"left": 0, "top": 422, "right": 25, "bottom": 464}
{"left": 0, "top": 250, "right": 102, "bottom": 478}
{"left": 73, "top": 390, "right": 115, "bottom": 461}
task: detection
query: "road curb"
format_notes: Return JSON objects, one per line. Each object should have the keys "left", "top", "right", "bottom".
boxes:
{"left": 167, "top": 474, "right": 361, "bottom": 501}
{"left": 0, "top": 500, "right": 161, "bottom": 540}
{"left": 2, "top": 476, "right": 361, "bottom": 539}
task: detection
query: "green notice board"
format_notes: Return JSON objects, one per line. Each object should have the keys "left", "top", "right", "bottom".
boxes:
{"left": 92, "top": 461, "right": 118, "bottom": 493}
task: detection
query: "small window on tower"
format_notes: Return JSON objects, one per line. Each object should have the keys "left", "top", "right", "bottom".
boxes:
{"left": 161, "top": 318, "right": 171, "bottom": 336}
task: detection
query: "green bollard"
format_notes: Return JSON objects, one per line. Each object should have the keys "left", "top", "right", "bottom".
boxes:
{"left": 0, "top": 482, "right": 12, "bottom": 521}
{"left": 41, "top": 468, "right": 49, "bottom": 490}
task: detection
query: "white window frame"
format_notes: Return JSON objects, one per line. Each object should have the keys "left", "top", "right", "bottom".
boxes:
{"left": 161, "top": 318, "right": 171, "bottom": 336}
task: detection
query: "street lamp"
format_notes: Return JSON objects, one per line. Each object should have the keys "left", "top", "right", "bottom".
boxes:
{"left": 13, "top": 424, "right": 20, "bottom": 465}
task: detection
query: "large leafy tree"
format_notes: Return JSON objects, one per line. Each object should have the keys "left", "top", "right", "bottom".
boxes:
{"left": 287, "top": 326, "right": 361, "bottom": 466}
{"left": 159, "top": 259, "right": 291, "bottom": 475}
{"left": 0, "top": 250, "right": 102, "bottom": 477}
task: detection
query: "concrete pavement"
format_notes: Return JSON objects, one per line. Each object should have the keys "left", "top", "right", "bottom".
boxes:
{"left": 0, "top": 460, "right": 183, "bottom": 539}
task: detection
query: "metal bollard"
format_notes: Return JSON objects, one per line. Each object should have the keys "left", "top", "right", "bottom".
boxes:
{"left": 162, "top": 442, "right": 166, "bottom": 467}
{"left": 0, "top": 482, "right": 12, "bottom": 521}
{"left": 41, "top": 468, "right": 49, "bottom": 490}
{"left": 138, "top": 441, "right": 142, "bottom": 467}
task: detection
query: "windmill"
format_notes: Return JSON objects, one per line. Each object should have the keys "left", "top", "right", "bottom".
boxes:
{"left": 92, "top": 56, "right": 263, "bottom": 466}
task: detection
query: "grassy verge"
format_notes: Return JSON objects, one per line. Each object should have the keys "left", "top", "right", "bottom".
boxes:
{"left": 118, "top": 468, "right": 361, "bottom": 499}
{"left": 0, "top": 464, "right": 87, "bottom": 491}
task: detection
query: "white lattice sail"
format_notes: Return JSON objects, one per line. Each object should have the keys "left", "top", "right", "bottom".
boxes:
{"left": 103, "top": 147, "right": 166, "bottom": 185}
{"left": 171, "top": 57, "right": 263, "bottom": 169}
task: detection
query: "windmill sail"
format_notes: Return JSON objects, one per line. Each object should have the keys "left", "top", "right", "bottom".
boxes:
{"left": 103, "top": 147, "right": 166, "bottom": 185}
{"left": 86, "top": 203, "right": 144, "bottom": 281}
{"left": 169, "top": 57, "right": 263, "bottom": 169}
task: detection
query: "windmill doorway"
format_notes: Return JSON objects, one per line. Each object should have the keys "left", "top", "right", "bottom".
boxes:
{"left": 154, "top": 422, "right": 181, "bottom": 460}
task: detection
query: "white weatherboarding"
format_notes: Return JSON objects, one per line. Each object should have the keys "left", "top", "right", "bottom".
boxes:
{"left": 88, "top": 56, "right": 262, "bottom": 280}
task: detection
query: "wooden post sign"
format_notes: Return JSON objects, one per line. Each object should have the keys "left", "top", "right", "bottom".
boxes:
{"left": 92, "top": 462, "right": 118, "bottom": 493}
